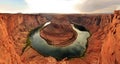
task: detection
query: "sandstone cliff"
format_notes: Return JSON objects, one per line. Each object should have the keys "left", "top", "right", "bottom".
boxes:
{"left": 0, "top": 10, "right": 120, "bottom": 64}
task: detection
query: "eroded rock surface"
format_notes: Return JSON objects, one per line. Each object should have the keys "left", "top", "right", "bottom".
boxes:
{"left": 40, "top": 15, "right": 77, "bottom": 46}
{"left": 0, "top": 10, "right": 120, "bottom": 64}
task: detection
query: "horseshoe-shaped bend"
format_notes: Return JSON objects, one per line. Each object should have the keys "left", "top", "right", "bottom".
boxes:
{"left": 28, "top": 22, "right": 90, "bottom": 60}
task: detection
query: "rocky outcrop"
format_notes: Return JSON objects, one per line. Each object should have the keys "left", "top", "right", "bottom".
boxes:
{"left": 40, "top": 15, "right": 77, "bottom": 46}
{"left": 0, "top": 10, "right": 120, "bottom": 64}
{"left": 100, "top": 11, "right": 120, "bottom": 64}
{"left": 0, "top": 15, "right": 22, "bottom": 64}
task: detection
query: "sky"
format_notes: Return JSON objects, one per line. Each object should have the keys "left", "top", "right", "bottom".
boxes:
{"left": 0, "top": 0, "right": 120, "bottom": 14}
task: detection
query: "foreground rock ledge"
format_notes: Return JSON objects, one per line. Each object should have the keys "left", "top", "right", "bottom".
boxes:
{"left": 0, "top": 10, "right": 120, "bottom": 64}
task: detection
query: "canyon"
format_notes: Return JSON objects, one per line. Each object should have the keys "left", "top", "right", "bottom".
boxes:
{"left": 0, "top": 10, "right": 120, "bottom": 64}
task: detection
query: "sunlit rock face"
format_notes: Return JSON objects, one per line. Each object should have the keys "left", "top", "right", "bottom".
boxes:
{"left": 28, "top": 16, "right": 90, "bottom": 60}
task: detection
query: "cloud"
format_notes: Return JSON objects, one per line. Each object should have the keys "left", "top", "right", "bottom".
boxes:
{"left": 91, "top": 5, "right": 119, "bottom": 13}
{"left": 76, "top": 0, "right": 120, "bottom": 13}
{"left": 25, "top": 0, "right": 120, "bottom": 13}
{"left": 25, "top": 0, "right": 85, "bottom": 13}
{"left": 0, "top": 0, "right": 120, "bottom": 13}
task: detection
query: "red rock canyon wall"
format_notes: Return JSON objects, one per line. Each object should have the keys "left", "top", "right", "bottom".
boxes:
{"left": 0, "top": 10, "right": 120, "bottom": 64}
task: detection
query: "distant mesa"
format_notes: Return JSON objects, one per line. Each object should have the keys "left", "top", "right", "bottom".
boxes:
{"left": 114, "top": 10, "right": 120, "bottom": 14}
